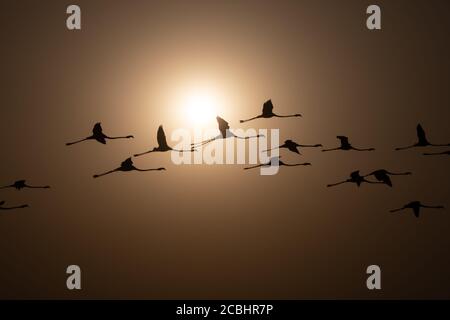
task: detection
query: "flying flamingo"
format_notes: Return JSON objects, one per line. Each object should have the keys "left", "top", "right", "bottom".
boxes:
{"left": 240, "top": 100, "right": 302, "bottom": 123}
{"left": 191, "top": 116, "right": 263, "bottom": 148}
{"left": 0, "top": 201, "right": 29, "bottom": 210}
{"left": 66, "top": 122, "right": 134, "bottom": 146}
{"left": 395, "top": 124, "right": 449, "bottom": 150}
{"left": 390, "top": 201, "right": 445, "bottom": 218}
{"left": 0, "top": 180, "right": 50, "bottom": 190}
{"left": 327, "top": 170, "right": 382, "bottom": 188}
{"left": 423, "top": 150, "right": 450, "bottom": 156}
{"left": 244, "top": 156, "right": 311, "bottom": 170}
{"left": 263, "top": 139, "right": 322, "bottom": 155}
{"left": 93, "top": 158, "right": 165, "bottom": 178}
{"left": 134, "top": 125, "right": 194, "bottom": 157}
{"left": 322, "top": 136, "right": 375, "bottom": 152}
{"left": 363, "top": 169, "right": 412, "bottom": 187}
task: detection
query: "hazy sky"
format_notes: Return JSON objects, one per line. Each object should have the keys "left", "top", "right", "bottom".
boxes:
{"left": 0, "top": 0, "right": 449, "bottom": 299}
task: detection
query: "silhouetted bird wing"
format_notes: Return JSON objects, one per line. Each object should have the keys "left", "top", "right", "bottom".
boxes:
{"left": 93, "top": 122, "right": 103, "bottom": 136}
{"left": 262, "top": 100, "right": 274, "bottom": 115}
{"left": 216, "top": 116, "right": 230, "bottom": 138}
{"left": 121, "top": 158, "right": 134, "bottom": 168}
{"left": 337, "top": 136, "right": 349, "bottom": 145}
{"left": 416, "top": 124, "right": 427, "bottom": 143}
{"left": 413, "top": 206, "right": 420, "bottom": 218}
{"left": 380, "top": 174, "right": 392, "bottom": 187}
{"left": 350, "top": 170, "right": 360, "bottom": 180}
{"left": 157, "top": 125, "right": 169, "bottom": 149}
{"left": 97, "top": 136, "right": 107, "bottom": 144}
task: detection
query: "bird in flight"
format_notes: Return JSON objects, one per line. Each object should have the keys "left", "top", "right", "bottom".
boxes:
{"left": 66, "top": 122, "right": 134, "bottom": 146}
{"left": 240, "top": 100, "right": 302, "bottom": 123}
{"left": 191, "top": 116, "right": 263, "bottom": 148}
{"left": 263, "top": 139, "right": 322, "bottom": 155}
{"left": 134, "top": 125, "right": 194, "bottom": 157}
{"left": 0, "top": 201, "right": 29, "bottom": 210}
{"left": 395, "top": 124, "right": 449, "bottom": 150}
{"left": 244, "top": 156, "right": 311, "bottom": 170}
{"left": 363, "top": 169, "right": 412, "bottom": 187}
{"left": 322, "top": 136, "right": 375, "bottom": 152}
{"left": 390, "top": 201, "right": 445, "bottom": 218}
{"left": 93, "top": 158, "right": 165, "bottom": 178}
{"left": 0, "top": 180, "right": 50, "bottom": 190}
{"left": 327, "top": 170, "right": 382, "bottom": 187}
{"left": 423, "top": 150, "right": 450, "bottom": 156}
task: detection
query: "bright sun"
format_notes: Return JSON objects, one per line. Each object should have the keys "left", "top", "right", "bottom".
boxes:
{"left": 183, "top": 90, "right": 218, "bottom": 125}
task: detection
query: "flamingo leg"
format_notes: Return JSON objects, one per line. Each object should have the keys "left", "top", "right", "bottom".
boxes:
{"left": 327, "top": 180, "right": 349, "bottom": 187}
{"left": 421, "top": 205, "right": 445, "bottom": 209}
{"left": 105, "top": 135, "right": 134, "bottom": 140}
{"left": 298, "top": 144, "right": 322, "bottom": 147}
{"left": 282, "top": 163, "right": 311, "bottom": 167}
{"left": 352, "top": 147, "right": 375, "bottom": 151}
{"left": 273, "top": 113, "right": 302, "bottom": 118}
{"left": 25, "top": 185, "right": 50, "bottom": 189}
{"left": 244, "top": 164, "right": 266, "bottom": 170}
{"left": 322, "top": 147, "right": 341, "bottom": 152}
{"left": 387, "top": 171, "right": 412, "bottom": 176}
{"left": 395, "top": 144, "right": 416, "bottom": 151}
{"left": 66, "top": 137, "right": 90, "bottom": 146}
{"left": 134, "top": 150, "right": 156, "bottom": 157}
{"left": 239, "top": 115, "right": 262, "bottom": 123}
{"left": 191, "top": 137, "right": 218, "bottom": 148}
{"left": 0, "top": 205, "right": 28, "bottom": 210}
{"left": 134, "top": 168, "right": 166, "bottom": 172}
{"left": 93, "top": 169, "right": 119, "bottom": 178}
{"left": 390, "top": 207, "right": 406, "bottom": 213}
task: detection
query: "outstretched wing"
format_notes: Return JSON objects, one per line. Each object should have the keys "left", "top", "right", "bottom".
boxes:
{"left": 381, "top": 174, "right": 392, "bottom": 187}
{"left": 93, "top": 122, "right": 103, "bottom": 136}
{"left": 157, "top": 125, "right": 169, "bottom": 149}
{"left": 121, "top": 157, "right": 133, "bottom": 167}
{"left": 262, "top": 100, "right": 274, "bottom": 115}
{"left": 336, "top": 135, "right": 349, "bottom": 145}
{"left": 216, "top": 116, "right": 230, "bottom": 138}
{"left": 416, "top": 124, "right": 427, "bottom": 143}
{"left": 413, "top": 206, "right": 420, "bottom": 218}
{"left": 350, "top": 170, "right": 360, "bottom": 179}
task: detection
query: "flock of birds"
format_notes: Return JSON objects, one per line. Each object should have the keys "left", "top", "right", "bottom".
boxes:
{"left": 1, "top": 99, "right": 449, "bottom": 217}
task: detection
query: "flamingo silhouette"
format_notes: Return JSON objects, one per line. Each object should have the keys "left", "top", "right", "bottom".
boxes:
{"left": 423, "top": 150, "right": 450, "bottom": 156}
{"left": 191, "top": 116, "right": 263, "bottom": 148}
{"left": 244, "top": 156, "right": 311, "bottom": 170}
{"left": 263, "top": 139, "right": 322, "bottom": 155}
{"left": 66, "top": 122, "right": 134, "bottom": 146}
{"left": 134, "top": 125, "right": 194, "bottom": 157}
{"left": 322, "top": 136, "right": 375, "bottom": 152}
{"left": 93, "top": 158, "right": 165, "bottom": 178}
{"left": 395, "top": 124, "right": 449, "bottom": 150}
{"left": 0, "top": 201, "right": 29, "bottom": 210}
{"left": 327, "top": 170, "right": 382, "bottom": 187}
{"left": 390, "top": 201, "right": 444, "bottom": 218}
{"left": 240, "top": 100, "right": 302, "bottom": 123}
{"left": 0, "top": 180, "right": 50, "bottom": 190}
{"left": 363, "top": 169, "right": 412, "bottom": 187}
